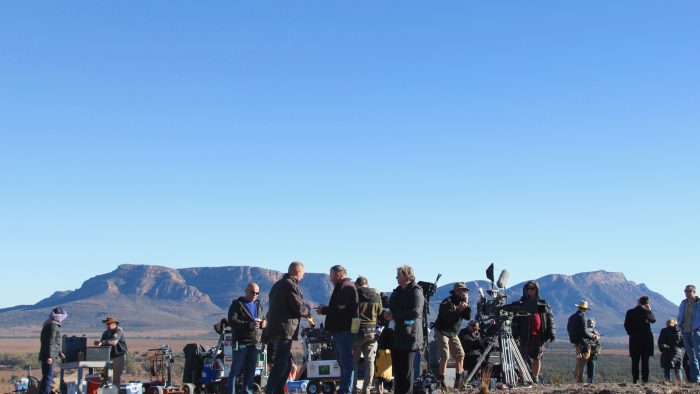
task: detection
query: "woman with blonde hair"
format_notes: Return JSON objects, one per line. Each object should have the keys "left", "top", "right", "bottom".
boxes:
{"left": 658, "top": 318, "right": 684, "bottom": 382}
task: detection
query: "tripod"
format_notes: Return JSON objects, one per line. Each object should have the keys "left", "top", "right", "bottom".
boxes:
{"left": 461, "top": 328, "right": 533, "bottom": 388}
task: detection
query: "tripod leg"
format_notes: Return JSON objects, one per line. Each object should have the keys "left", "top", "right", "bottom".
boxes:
{"left": 505, "top": 336, "right": 533, "bottom": 385}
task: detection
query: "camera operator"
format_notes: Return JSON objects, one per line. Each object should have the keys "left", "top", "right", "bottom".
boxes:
{"left": 383, "top": 265, "right": 424, "bottom": 394}
{"left": 433, "top": 282, "right": 471, "bottom": 389}
{"left": 511, "top": 281, "right": 555, "bottom": 383}
{"left": 458, "top": 320, "right": 486, "bottom": 386}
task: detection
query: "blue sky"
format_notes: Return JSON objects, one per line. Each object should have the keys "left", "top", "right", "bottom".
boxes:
{"left": 1, "top": 1, "right": 698, "bottom": 309}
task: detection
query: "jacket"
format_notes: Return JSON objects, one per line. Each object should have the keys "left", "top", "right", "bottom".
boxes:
{"left": 389, "top": 282, "right": 424, "bottom": 351}
{"left": 321, "top": 278, "right": 358, "bottom": 333}
{"left": 511, "top": 281, "right": 555, "bottom": 343}
{"left": 266, "top": 273, "right": 309, "bottom": 341}
{"left": 658, "top": 326, "right": 684, "bottom": 369}
{"left": 99, "top": 326, "right": 127, "bottom": 358}
{"left": 567, "top": 310, "right": 595, "bottom": 345}
{"left": 434, "top": 294, "right": 471, "bottom": 337}
{"left": 624, "top": 305, "right": 656, "bottom": 357}
{"left": 458, "top": 328, "right": 484, "bottom": 357}
{"left": 677, "top": 296, "right": 700, "bottom": 332}
{"left": 228, "top": 296, "right": 265, "bottom": 345}
{"left": 38, "top": 319, "right": 62, "bottom": 361}
{"left": 357, "top": 287, "right": 383, "bottom": 332}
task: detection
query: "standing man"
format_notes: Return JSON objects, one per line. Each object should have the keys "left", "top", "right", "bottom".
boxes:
{"left": 434, "top": 282, "right": 471, "bottom": 389}
{"left": 678, "top": 284, "right": 700, "bottom": 383}
{"left": 352, "top": 276, "right": 382, "bottom": 394}
{"left": 567, "top": 300, "right": 598, "bottom": 383}
{"left": 511, "top": 281, "right": 555, "bottom": 383}
{"left": 624, "top": 295, "right": 656, "bottom": 384}
{"left": 39, "top": 307, "right": 67, "bottom": 394}
{"left": 315, "top": 265, "right": 358, "bottom": 394}
{"left": 384, "top": 265, "right": 424, "bottom": 394}
{"left": 228, "top": 282, "right": 266, "bottom": 394}
{"left": 265, "top": 261, "right": 311, "bottom": 394}
{"left": 95, "top": 316, "right": 128, "bottom": 386}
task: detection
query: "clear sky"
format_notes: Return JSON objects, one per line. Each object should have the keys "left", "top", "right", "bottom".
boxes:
{"left": 1, "top": 1, "right": 698, "bottom": 309}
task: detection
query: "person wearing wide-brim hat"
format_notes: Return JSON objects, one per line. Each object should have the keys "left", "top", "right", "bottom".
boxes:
{"left": 569, "top": 299, "right": 599, "bottom": 383}
{"left": 95, "top": 315, "right": 128, "bottom": 386}
{"left": 434, "top": 282, "right": 471, "bottom": 389}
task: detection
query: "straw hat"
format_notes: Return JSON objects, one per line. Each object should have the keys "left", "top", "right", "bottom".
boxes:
{"left": 574, "top": 300, "right": 591, "bottom": 310}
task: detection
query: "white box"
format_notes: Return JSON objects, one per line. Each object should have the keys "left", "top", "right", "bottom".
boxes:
{"left": 306, "top": 360, "right": 341, "bottom": 379}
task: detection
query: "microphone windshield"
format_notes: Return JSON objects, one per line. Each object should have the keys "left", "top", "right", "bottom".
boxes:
{"left": 496, "top": 269, "right": 510, "bottom": 289}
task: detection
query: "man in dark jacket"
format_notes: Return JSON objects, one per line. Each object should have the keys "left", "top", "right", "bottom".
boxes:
{"left": 568, "top": 300, "right": 598, "bottom": 383}
{"left": 434, "top": 282, "right": 471, "bottom": 389}
{"left": 228, "top": 282, "right": 266, "bottom": 394}
{"left": 39, "top": 307, "right": 67, "bottom": 394}
{"left": 315, "top": 265, "right": 358, "bottom": 394}
{"left": 458, "top": 320, "right": 485, "bottom": 385}
{"left": 352, "top": 276, "right": 382, "bottom": 394}
{"left": 624, "top": 295, "right": 656, "bottom": 384}
{"left": 265, "top": 261, "right": 311, "bottom": 394}
{"left": 95, "top": 315, "right": 128, "bottom": 386}
{"left": 384, "top": 265, "right": 424, "bottom": 394}
{"left": 511, "top": 280, "right": 555, "bottom": 383}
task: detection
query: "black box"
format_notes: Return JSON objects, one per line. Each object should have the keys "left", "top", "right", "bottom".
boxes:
{"left": 62, "top": 335, "right": 87, "bottom": 363}
{"left": 85, "top": 346, "right": 111, "bottom": 361}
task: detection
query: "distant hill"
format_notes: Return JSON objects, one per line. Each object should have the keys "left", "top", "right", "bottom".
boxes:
{"left": 0, "top": 265, "right": 677, "bottom": 340}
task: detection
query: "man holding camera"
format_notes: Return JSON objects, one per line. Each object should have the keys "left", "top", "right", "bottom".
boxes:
{"left": 434, "top": 282, "right": 471, "bottom": 389}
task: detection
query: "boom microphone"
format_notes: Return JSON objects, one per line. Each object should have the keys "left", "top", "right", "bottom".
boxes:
{"left": 496, "top": 269, "right": 510, "bottom": 289}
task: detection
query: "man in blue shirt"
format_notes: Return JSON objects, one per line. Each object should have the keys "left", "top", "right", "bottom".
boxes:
{"left": 228, "top": 282, "right": 266, "bottom": 394}
{"left": 678, "top": 284, "right": 700, "bottom": 383}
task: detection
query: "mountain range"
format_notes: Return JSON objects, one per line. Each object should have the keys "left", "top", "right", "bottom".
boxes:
{"left": 0, "top": 264, "right": 679, "bottom": 340}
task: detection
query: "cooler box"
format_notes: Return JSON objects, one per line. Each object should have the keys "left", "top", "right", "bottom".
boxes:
{"left": 119, "top": 382, "right": 142, "bottom": 394}
{"left": 86, "top": 374, "right": 104, "bottom": 394}
{"left": 306, "top": 360, "right": 341, "bottom": 379}
{"left": 85, "top": 346, "right": 111, "bottom": 362}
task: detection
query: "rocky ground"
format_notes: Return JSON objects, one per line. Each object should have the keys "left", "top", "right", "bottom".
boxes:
{"left": 457, "top": 382, "right": 700, "bottom": 393}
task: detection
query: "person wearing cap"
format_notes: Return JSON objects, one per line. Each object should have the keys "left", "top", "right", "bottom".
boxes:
{"left": 458, "top": 320, "right": 485, "bottom": 384}
{"left": 511, "top": 280, "right": 555, "bottom": 384}
{"left": 624, "top": 295, "right": 656, "bottom": 384}
{"left": 658, "top": 318, "right": 684, "bottom": 382}
{"left": 95, "top": 315, "right": 128, "bottom": 386}
{"left": 567, "top": 300, "right": 598, "bottom": 383}
{"left": 352, "top": 276, "right": 383, "bottom": 394}
{"left": 39, "top": 307, "right": 67, "bottom": 394}
{"left": 433, "top": 282, "right": 471, "bottom": 389}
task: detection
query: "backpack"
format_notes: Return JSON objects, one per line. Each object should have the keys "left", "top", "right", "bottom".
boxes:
{"left": 567, "top": 313, "right": 581, "bottom": 344}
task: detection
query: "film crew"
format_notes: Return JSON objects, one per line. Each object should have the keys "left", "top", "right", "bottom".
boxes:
{"left": 227, "top": 282, "right": 266, "bottom": 394}
{"left": 658, "top": 318, "right": 684, "bottom": 382}
{"left": 314, "top": 265, "right": 359, "bottom": 394}
{"left": 434, "top": 282, "right": 471, "bottom": 389}
{"left": 566, "top": 300, "right": 598, "bottom": 383}
{"left": 265, "top": 261, "right": 311, "bottom": 394}
{"left": 39, "top": 307, "right": 67, "bottom": 394}
{"left": 678, "top": 284, "right": 700, "bottom": 383}
{"left": 585, "top": 318, "right": 602, "bottom": 384}
{"left": 624, "top": 295, "right": 656, "bottom": 384}
{"left": 351, "top": 276, "right": 383, "bottom": 394}
{"left": 458, "top": 320, "right": 485, "bottom": 386}
{"left": 95, "top": 315, "right": 128, "bottom": 386}
{"left": 511, "top": 280, "right": 555, "bottom": 384}
{"left": 383, "top": 265, "right": 424, "bottom": 394}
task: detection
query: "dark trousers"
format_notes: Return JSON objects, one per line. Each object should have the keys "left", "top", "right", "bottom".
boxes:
{"left": 40, "top": 360, "right": 53, "bottom": 394}
{"left": 586, "top": 358, "right": 596, "bottom": 383}
{"left": 265, "top": 339, "right": 292, "bottom": 394}
{"left": 228, "top": 344, "right": 261, "bottom": 394}
{"left": 391, "top": 349, "right": 416, "bottom": 394}
{"left": 631, "top": 354, "right": 650, "bottom": 383}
